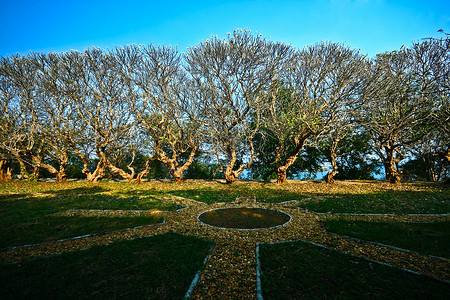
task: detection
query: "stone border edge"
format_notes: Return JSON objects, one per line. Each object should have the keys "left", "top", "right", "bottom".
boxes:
{"left": 184, "top": 244, "right": 216, "bottom": 299}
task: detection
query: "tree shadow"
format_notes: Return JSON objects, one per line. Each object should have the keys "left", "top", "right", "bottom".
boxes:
{"left": 46, "top": 186, "right": 106, "bottom": 195}
{"left": 0, "top": 194, "right": 30, "bottom": 201}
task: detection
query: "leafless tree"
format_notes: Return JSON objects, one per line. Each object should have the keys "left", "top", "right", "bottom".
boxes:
{"left": 1, "top": 31, "right": 447, "bottom": 184}
{"left": 0, "top": 61, "right": 16, "bottom": 180}
{"left": 427, "top": 36, "right": 450, "bottom": 167}
{"left": 262, "top": 42, "right": 367, "bottom": 184}
{"left": 115, "top": 44, "right": 201, "bottom": 182}
{"left": 409, "top": 35, "right": 450, "bottom": 181}
{"left": 186, "top": 30, "right": 294, "bottom": 183}
{"left": 362, "top": 38, "right": 448, "bottom": 183}
{"left": 59, "top": 48, "right": 138, "bottom": 182}
{"left": 0, "top": 54, "right": 50, "bottom": 180}
{"left": 26, "top": 52, "right": 79, "bottom": 182}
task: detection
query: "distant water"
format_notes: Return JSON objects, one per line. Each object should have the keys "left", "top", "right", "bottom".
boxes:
{"left": 240, "top": 168, "right": 385, "bottom": 181}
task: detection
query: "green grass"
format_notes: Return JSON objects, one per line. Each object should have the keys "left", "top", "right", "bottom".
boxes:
{"left": 324, "top": 220, "right": 450, "bottom": 258}
{"left": 0, "top": 180, "right": 448, "bottom": 247}
{"left": 259, "top": 241, "right": 450, "bottom": 299}
{"left": 0, "top": 181, "right": 449, "bottom": 298}
{"left": 0, "top": 215, "right": 163, "bottom": 248}
{"left": 0, "top": 182, "right": 181, "bottom": 248}
{"left": 299, "top": 190, "right": 450, "bottom": 214}
{"left": 168, "top": 182, "right": 450, "bottom": 214}
{"left": 0, "top": 232, "right": 213, "bottom": 299}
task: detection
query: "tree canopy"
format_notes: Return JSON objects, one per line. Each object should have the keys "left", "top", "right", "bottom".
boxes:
{"left": 0, "top": 30, "right": 448, "bottom": 184}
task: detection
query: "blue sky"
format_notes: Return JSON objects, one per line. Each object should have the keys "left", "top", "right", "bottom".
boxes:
{"left": 1, "top": 0, "right": 449, "bottom": 58}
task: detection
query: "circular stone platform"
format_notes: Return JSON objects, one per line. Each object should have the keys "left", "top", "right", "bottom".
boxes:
{"left": 198, "top": 207, "right": 291, "bottom": 230}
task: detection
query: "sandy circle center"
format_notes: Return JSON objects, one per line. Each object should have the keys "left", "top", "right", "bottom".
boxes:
{"left": 198, "top": 207, "right": 291, "bottom": 230}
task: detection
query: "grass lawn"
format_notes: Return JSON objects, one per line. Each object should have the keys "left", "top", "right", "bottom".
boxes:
{"left": 0, "top": 180, "right": 448, "bottom": 248}
{"left": 0, "top": 182, "right": 176, "bottom": 248}
{"left": 324, "top": 220, "right": 450, "bottom": 259}
{"left": 0, "top": 232, "right": 213, "bottom": 299}
{"left": 0, "top": 215, "right": 163, "bottom": 248}
{"left": 298, "top": 190, "right": 450, "bottom": 214}
{"left": 0, "top": 180, "right": 449, "bottom": 298}
{"left": 259, "top": 240, "right": 450, "bottom": 299}
{"left": 168, "top": 181, "right": 450, "bottom": 214}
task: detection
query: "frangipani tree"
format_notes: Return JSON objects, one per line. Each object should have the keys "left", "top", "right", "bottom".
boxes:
{"left": 361, "top": 37, "right": 448, "bottom": 183}
{"left": 115, "top": 44, "right": 201, "bottom": 182}
{"left": 0, "top": 54, "right": 49, "bottom": 180}
{"left": 59, "top": 48, "right": 138, "bottom": 182}
{"left": 186, "top": 30, "right": 294, "bottom": 183}
{"left": 262, "top": 42, "right": 367, "bottom": 184}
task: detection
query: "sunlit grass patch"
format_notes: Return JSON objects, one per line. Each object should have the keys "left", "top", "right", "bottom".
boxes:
{"left": 74, "top": 195, "right": 182, "bottom": 211}
{"left": 298, "top": 190, "right": 450, "bottom": 214}
{"left": 0, "top": 233, "right": 213, "bottom": 299}
{"left": 324, "top": 220, "right": 450, "bottom": 258}
{"left": 169, "top": 186, "right": 241, "bottom": 203}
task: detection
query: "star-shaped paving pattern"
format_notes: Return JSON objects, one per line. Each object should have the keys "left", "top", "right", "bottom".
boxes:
{"left": 1, "top": 194, "right": 449, "bottom": 299}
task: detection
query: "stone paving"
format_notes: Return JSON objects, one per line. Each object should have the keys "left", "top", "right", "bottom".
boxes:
{"left": 1, "top": 194, "right": 449, "bottom": 299}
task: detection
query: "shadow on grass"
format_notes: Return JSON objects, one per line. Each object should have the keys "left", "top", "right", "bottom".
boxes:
{"left": 324, "top": 220, "right": 450, "bottom": 259}
{"left": 259, "top": 240, "right": 450, "bottom": 299}
{"left": 0, "top": 185, "right": 177, "bottom": 248}
{"left": 298, "top": 190, "right": 450, "bottom": 214}
{"left": 1, "top": 232, "right": 213, "bottom": 299}
{"left": 0, "top": 194, "right": 30, "bottom": 201}
{"left": 167, "top": 183, "right": 449, "bottom": 214}
{"left": 0, "top": 214, "right": 164, "bottom": 249}
{"left": 46, "top": 185, "right": 106, "bottom": 195}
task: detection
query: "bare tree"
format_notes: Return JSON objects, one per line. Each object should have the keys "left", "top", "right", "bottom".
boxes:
{"left": 60, "top": 48, "right": 137, "bottom": 182}
{"left": 362, "top": 38, "right": 448, "bottom": 183}
{"left": 26, "top": 52, "right": 78, "bottom": 182}
{"left": 186, "top": 30, "right": 293, "bottom": 183}
{"left": 115, "top": 44, "right": 201, "bottom": 182}
{"left": 262, "top": 42, "right": 367, "bottom": 184}
{"left": 0, "top": 54, "right": 50, "bottom": 180}
{"left": 410, "top": 35, "right": 450, "bottom": 181}
{"left": 0, "top": 64, "right": 15, "bottom": 180}
{"left": 427, "top": 36, "right": 450, "bottom": 167}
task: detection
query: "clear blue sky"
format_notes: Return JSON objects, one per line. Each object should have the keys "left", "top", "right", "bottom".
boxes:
{"left": 1, "top": 0, "right": 449, "bottom": 58}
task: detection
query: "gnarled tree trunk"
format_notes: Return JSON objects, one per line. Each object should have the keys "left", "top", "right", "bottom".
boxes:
{"left": 131, "top": 160, "right": 153, "bottom": 183}
{"left": 223, "top": 142, "right": 257, "bottom": 184}
{"left": 325, "top": 161, "right": 339, "bottom": 184}
{"left": 275, "top": 138, "right": 307, "bottom": 184}
{"left": 157, "top": 145, "right": 199, "bottom": 183}
{"left": 0, "top": 158, "right": 12, "bottom": 181}
{"left": 383, "top": 145, "right": 404, "bottom": 184}
{"left": 325, "top": 138, "right": 339, "bottom": 184}
{"left": 107, "top": 162, "right": 136, "bottom": 182}
{"left": 32, "top": 151, "right": 69, "bottom": 183}
{"left": 71, "top": 142, "right": 107, "bottom": 183}
{"left": 224, "top": 166, "right": 239, "bottom": 184}
{"left": 171, "top": 147, "right": 198, "bottom": 183}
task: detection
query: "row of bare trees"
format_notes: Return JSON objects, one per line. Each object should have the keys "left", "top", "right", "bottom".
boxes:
{"left": 1, "top": 30, "right": 449, "bottom": 184}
